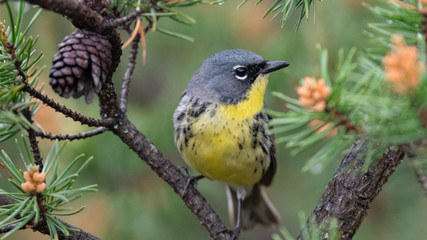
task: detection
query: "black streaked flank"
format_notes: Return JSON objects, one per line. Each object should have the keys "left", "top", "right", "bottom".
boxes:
{"left": 250, "top": 122, "right": 259, "bottom": 137}
{"left": 251, "top": 139, "right": 257, "bottom": 149}
{"left": 184, "top": 136, "right": 189, "bottom": 147}
{"left": 175, "top": 127, "right": 182, "bottom": 141}
{"left": 261, "top": 144, "right": 268, "bottom": 154}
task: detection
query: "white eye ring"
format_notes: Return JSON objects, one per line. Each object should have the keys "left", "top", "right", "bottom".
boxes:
{"left": 233, "top": 65, "right": 248, "bottom": 80}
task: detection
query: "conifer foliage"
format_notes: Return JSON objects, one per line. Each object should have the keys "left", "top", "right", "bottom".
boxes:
{"left": 0, "top": 0, "right": 427, "bottom": 239}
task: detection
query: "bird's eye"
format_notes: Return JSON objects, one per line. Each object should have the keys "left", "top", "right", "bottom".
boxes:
{"left": 234, "top": 66, "right": 247, "bottom": 80}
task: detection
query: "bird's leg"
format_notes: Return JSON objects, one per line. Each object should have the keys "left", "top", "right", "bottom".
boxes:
{"left": 232, "top": 187, "right": 246, "bottom": 240}
{"left": 184, "top": 174, "right": 204, "bottom": 192}
{"left": 179, "top": 166, "right": 204, "bottom": 195}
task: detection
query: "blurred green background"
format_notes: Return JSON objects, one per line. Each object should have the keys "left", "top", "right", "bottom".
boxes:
{"left": 1, "top": 0, "right": 427, "bottom": 239}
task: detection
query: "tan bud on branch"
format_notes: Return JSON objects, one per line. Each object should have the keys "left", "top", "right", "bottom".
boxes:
{"left": 21, "top": 166, "right": 46, "bottom": 193}
{"left": 297, "top": 77, "right": 331, "bottom": 111}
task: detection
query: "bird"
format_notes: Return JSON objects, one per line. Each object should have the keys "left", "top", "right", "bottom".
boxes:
{"left": 173, "top": 49, "right": 290, "bottom": 236}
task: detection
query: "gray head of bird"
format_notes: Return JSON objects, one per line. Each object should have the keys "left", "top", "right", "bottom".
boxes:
{"left": 186, "top": 49, "right": 290, "bottom": 105}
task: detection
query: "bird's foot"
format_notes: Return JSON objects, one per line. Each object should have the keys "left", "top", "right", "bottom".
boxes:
{"left": 184, "top": 174, "right": 204, "bottom": 194}
{"left": 217, "top": 228, "right": 240, "bottom": 240}
{"left": 231, "top": 227, "right": 240, "bottom": 240}
{"left": 178, "top": 167, "right": 204, "bottom": 195}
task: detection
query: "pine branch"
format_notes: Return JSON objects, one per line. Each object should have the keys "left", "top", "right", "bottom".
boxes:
{"left": 298, "top": 140, "right": 405, "bottom": 240}
{"left": 35, "top": 127, "right": 107, "bottom": 141}
{"left": 0, "top": 195, "right": 100, "bottom": 240}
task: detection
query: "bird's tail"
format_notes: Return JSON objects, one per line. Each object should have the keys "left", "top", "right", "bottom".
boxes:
{"left": 226, "top": 183, "right": 279, "bottom": 230}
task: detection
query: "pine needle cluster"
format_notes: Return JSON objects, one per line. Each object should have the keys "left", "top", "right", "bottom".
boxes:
{"left": 269, "top": 0, "right": 427, "bottom": 173}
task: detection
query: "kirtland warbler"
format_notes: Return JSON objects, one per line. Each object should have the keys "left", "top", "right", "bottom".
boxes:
{"left": 173, "top": 49, "right": 290, "bottom": 232}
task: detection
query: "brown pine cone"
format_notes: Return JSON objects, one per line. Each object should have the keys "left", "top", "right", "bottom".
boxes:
{"left": 49, "top": 29, "right": 112, "bottom": 103}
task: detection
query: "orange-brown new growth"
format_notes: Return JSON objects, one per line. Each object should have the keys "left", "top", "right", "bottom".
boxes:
{"left": 21, "top": 167, "right": 46, "bottom": 193}
{"left": 297, "top": 77, "right": 331, "bottom": 111}
{"left": 383, "top": 34, "right": 424, "bottom": 94}
{"left": 121, "top": 18, "right": 147, "bottom": 65}
{"left": 309, "top": 119, "right": 338, "bottom": 136}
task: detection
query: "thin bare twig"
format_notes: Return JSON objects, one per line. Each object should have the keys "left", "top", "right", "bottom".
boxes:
{"left": 36, "top": 127, "right": 107, "bottom": 141}
{"left": 120, "top": 34, "right": 140, "bottom": 113}
{"left": 22, "top": 108, "right": 43, "bottom": 172}
{"left": 104, "top": 8, "right": 147, "bottom": 29}
{"left": 401, "top": 143, "right": 427, "bottom": 197}
{"left": 414, "top": 166, "right": 427, "bottom": 197}
{"left": 0, "top": 223, "right": 21, "bottom": 234}
{"left": 22, "top": 83, "right": 112, "bottom": 127}
{"left": 120, "top": 19, "right": 155, "bottom": 113}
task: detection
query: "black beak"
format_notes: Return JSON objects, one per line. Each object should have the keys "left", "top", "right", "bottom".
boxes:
{"left": 260, "top": 61, "right": 291, "bottom": 74}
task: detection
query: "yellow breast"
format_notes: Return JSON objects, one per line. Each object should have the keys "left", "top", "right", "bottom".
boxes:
{"left": 176, "top": 75, "right": 271, "bottom": 186}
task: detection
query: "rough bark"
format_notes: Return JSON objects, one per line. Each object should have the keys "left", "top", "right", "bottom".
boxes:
{"left": 299, "top": 141, "right": 405, "bottom": 239}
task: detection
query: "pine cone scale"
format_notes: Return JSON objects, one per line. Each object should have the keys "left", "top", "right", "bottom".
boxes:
{"left": 60, "top": 66, "right": 72, "bottom": 75}
{"left": 72, "top": 67, "right": 83, "bottom": 78}
{"left": 76, "top": 58, "right": 89, "bottom": 68}
{"left": 72, "top": 44, "right": 86, "bottom": 51}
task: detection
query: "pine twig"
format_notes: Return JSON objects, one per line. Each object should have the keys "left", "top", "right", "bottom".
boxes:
{"left": 104, "top": 8, "right": 147, "bottom": 29}
{"left": 120, "top": 34, "right": 140, "bottom": 113}
{"left": 401, "top": 144, "right": 427, "bottom": 197}
{"left": 120, "top": 18, "right": 155, "bottom": 113}
{"left": 414, "top": 167, "right": 427, "bottom": 197}
{"left": 27, "top": 128, "right": 43, "bottom": 171}
{"left": 36, "top": 127, "right": 107, "bottom": 141}
{"left": 22, "top": 83, "right": 111, "bottom": 127}
{"left": 298, "top": 140, "right": 405, "bottom": 240}
{"left": 22, "top": 108, "right": 43, "bottom": 172}
{"left": 0, "top": 223, "right": 21, "bottom": 234}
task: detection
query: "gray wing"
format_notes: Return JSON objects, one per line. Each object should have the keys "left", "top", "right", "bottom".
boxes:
{"left": 259, "top": 110, "right": 277, "bottom": 187}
